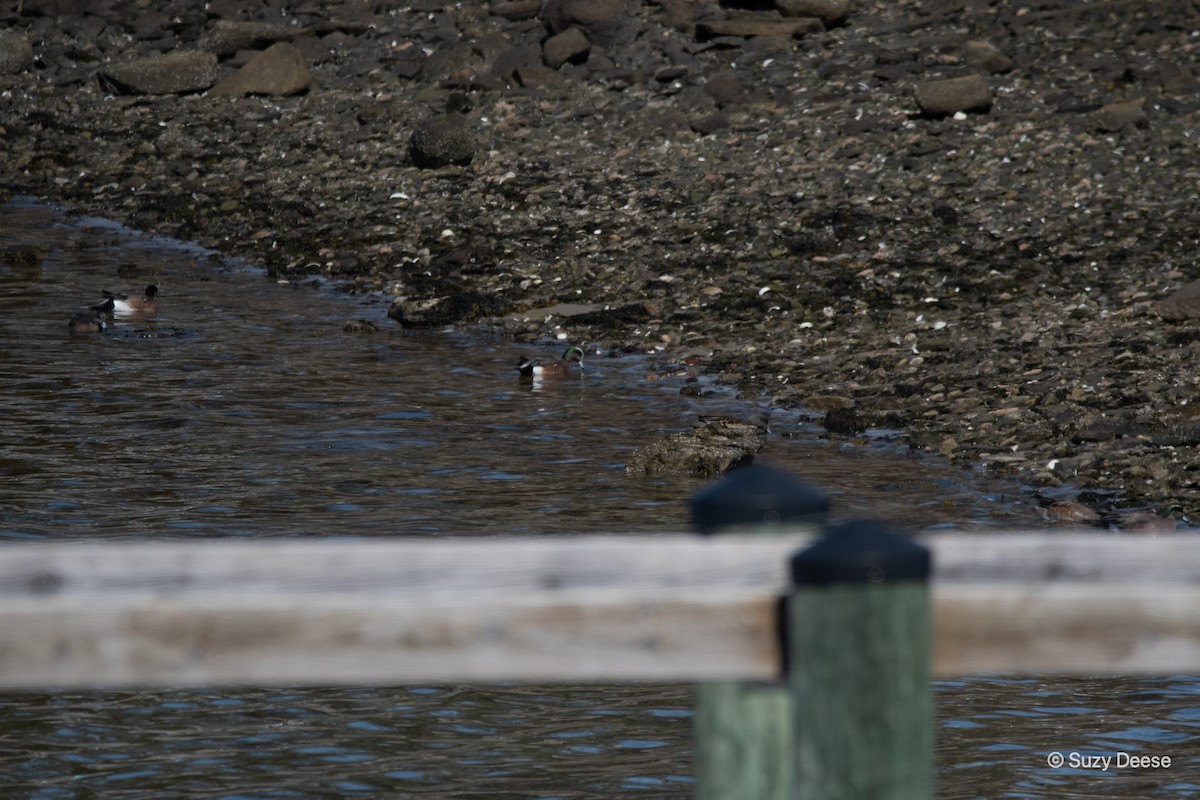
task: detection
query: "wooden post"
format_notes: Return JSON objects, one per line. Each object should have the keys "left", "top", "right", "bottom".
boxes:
{"left": 789, "top": 520, "right": 933, "bottom": 800}
{"left": 690, "top": 464, "right": 829, "bottom": 800}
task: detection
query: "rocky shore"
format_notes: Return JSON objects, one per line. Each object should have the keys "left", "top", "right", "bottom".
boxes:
{"left": 2, "top": 0, "right": 1200, "bottom": 506}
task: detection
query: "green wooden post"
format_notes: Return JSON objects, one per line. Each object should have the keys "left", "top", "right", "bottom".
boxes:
{"left": 690, "top": 464, "right": 829, "bottom": 800}
{"left": 789, "top": 520, "right": 933, "bottom": 800}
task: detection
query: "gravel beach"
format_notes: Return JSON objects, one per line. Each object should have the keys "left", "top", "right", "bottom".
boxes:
{"left": 3, "top": 0, "right": 1200, "bottom": 506}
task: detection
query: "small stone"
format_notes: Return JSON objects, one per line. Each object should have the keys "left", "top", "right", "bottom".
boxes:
{"left": 543, "top": 27, "right": 590, "bottom": 69}
{"left": 342, "top": 319, "right": 380, "bottom": 333}
{"left": 1092, "top": 100, "right": 1146, "bottom": 132}
{"left": 961, "top": 40, "right": 1013, "bottom": 74}
{"left": 1156, "top": 279, "right": 1200, "bottom": 320}
{"left": 913, "top": 74, "right": 992, "bottom": 116}
{"left": 704, "top": 72, "right": 744, "bottom": 106}
{"left": 690, "top": 112, "right": 728, "bottom": 135}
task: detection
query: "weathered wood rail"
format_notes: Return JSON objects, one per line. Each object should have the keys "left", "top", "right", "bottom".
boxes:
{"left": 1, "top": 532, "right": 1197, "bottom": 688}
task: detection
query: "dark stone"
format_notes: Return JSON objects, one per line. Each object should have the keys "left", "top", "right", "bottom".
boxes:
{"left": 1092, "top": 100, "right": 1147, "bottom": 132}
{"left": 490, "top": 0, "right": 542, "bottom": 21}
{"left": 626, "top": 415, "right": 770, "bottom": 478}
{"left": 409, "top": 114, "right": 475, "bottom": 169}
{"left": 690, "top": 112, "right": 729, "bottom": 135}
{"left": 1156, "top": 279, "right": 1200, "bottom": 320}
{"left": 543, "top": 27, "right": 590, "bottom": 69}
{"left": 196, "top": 20, "right": 296, "bottom": 58}
{"left": 704, "top": 71, "right": 743, "bottom": 106}
{"left": 913, "top": 74, "right": 992, "bottom": 116}
{"left": 776, "top": 0, "right": 850, "bottom": 24}
{"left": 695, "top": 17, "right": 822, "bottom": 41}
{"left": 961, "top": 40, "right": 1013, "bottom": 74}
{"left": 824, "top": 406, "right": 864, "bottom": 435}
{"left": 541, "top": 0, "right": 638, "bottom": 49}
{"left": 388, "top": 292, "right": 506, "bottom": 327}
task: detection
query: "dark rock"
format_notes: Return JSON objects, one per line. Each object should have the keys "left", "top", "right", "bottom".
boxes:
{"left": 197, "top": 20, "right": 298, "bottom": 59}
{"left": 487, "top": 44, "right": 542, "bottom": 84}
{"left": 1157, "top": 59, "right": 1197, "bottom": 93}
{"left": 913, "top": 74, "right": 992, "bottom": 116}
{"left": 696, "top": 18, "right": 822, "bottom": 41}
{"left": 567, "top": 302, "right": 654, "bottom": 326}
{"left": 491, "top": 0, "right": 542, "bottom": 21}
{"left": 541, "top": 0, "right": 638, "bottom": 49}
{"left": 626, "top": 415, "right": 769, "bottom": 478}
{"left": 0, "top": 30, "right": 33, "bottom": 75}
{"left": 824, "top": 406, "right": 864, "bottom": 435}
{"left": 776, "top": 0, "right": 850, "bottom": 24}
{"left": 388, "top": 292, "right": 506, "bottom": 327}
{"left": 961, "top": 40, "right": 1013, "bottom": 74}
{"left": 1092, "top": 100, "right": 1147, "bottom": 132}
{"left": 690, "top": 112, "right": 728, "bottom": 134}
{"left": 409, "top": 114, "right": 475, "bottom": 168}
{"left": 208, "top": 43, "right": 312, "bottom": 97}
{"left": 704, "top": 71, "right": 743, "bottom": 106}
{"left": 99, "top": 50, "right": 219, "bottom": 95}
{"left": 1156, "top": 280, "right": 1200, "bottom": 320}
{"left": 515, "top": 62, "right": 563, "bottom": 87}
{"left": 342, "top": 319, "right": 380, "bottom": 333}
{"left": 543, "top": 27, "right": 590, "bottom": 69}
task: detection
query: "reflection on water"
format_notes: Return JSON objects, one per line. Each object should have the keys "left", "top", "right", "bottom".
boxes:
{"left": 1, "top": 199, "right": 1197, "bottom": 799}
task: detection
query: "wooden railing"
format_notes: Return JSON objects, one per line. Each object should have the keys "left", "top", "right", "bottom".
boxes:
{"left": 2, "top": 533, "right": 1197, "bottom": 686}
{"left": 4, "top": 463, "right": 1196, "bottom": 799}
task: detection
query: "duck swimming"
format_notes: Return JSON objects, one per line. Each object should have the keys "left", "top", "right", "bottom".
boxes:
{"left": 516, "top": 346, "right": 584, "bottom": 378}
{"left": 94, "top": 284, "right": 157, "bottom": 315}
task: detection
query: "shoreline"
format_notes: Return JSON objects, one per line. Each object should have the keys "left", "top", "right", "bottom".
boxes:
{"left": 3, "top": 1, "right": 1200, "bottom": 506}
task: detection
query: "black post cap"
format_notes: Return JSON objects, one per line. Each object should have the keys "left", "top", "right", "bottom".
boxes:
{"left": 691, "top": 463, "right": 830, "bottom": 535}
{"left": 791, "top": 519, "right": 930, "bottom": 585}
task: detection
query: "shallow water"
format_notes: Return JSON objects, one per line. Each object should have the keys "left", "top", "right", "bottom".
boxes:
{"left": 1, "top": 199, "right": 1197, "bottom": 798}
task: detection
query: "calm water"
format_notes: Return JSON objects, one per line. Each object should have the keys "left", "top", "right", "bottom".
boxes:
{"left": 1, "top": 199, "right": 1197, "bottom": 798}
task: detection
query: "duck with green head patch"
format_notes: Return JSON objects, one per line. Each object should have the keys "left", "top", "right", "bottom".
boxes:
{"left": 516, "top": 346, "right": 584, "bottom": 378}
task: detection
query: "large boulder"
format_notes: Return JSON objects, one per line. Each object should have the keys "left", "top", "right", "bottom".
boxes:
{"left": 208, "top": 42, "right": 312, "bottom": 97}
{"left": 100, "top": 50, "right": 219, "bottom": 95}
{"left": 0, "top": 30, "right": 33, "bottom": 75}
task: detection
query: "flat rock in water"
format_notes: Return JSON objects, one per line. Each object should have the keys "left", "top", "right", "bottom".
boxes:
{"left": 626, "top": 417, "right": 768, "bottom": 478}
